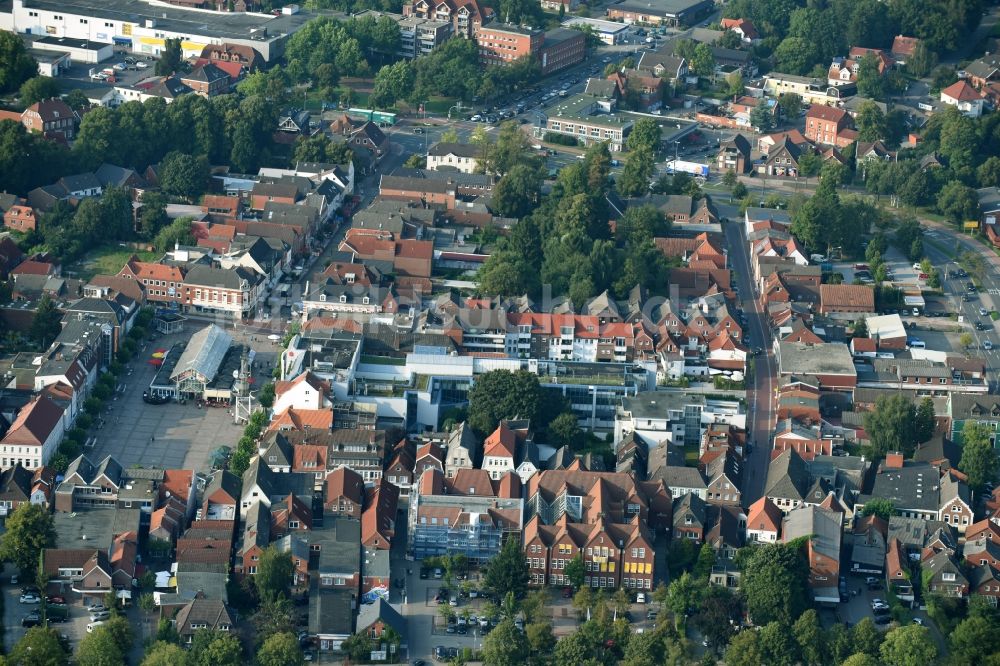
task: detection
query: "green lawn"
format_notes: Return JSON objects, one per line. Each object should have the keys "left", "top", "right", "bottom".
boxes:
{"left": 66, "top": 245, "right": 157, "bottom": 281}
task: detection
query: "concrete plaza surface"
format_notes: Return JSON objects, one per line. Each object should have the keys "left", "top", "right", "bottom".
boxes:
{"left": 88, "top": 326, "right": 249, "bottom": 470}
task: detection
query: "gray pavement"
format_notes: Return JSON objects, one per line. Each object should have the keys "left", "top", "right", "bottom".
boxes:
{"left": 88, "top": 325, "right": 260, "bottom": 470}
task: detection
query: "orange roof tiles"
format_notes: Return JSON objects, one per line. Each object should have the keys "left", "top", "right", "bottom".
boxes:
{"left": 268, "top": 407, "right": 333, "bottom": 432}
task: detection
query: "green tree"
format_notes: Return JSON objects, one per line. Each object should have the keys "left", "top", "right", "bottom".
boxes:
{"left": 856, "top": 53, "right": 886, "bottom": 99}
{"left": 758, "top": 621, "right": 797, "bottom": 666}
{"left": 862, "top": 498, "right": 895, "bottom": 521}
{"left": 750, "top": 102, "right": 774, "bottom": 131}
{"left": 691, "top": 42, "right": 715, "bottom": 77}
{"left": 693, "top": 585, "right": 741, "bottom": 652}
{"left": 856, "top": 101, "right": 887, "bottom": 142}
{"left": 548, "top": 411, "right": 581, "bottom": 448}
{"left": 29, "top": 294, "right": 62, "bottom": 348}
{"left": 153, "top": 216, "right": 195, "bottom": 252}
{"left": 155, "top": 38, "right": 183, "bottom": 76}
{"left": 255, "top": 632, "right": 303, "bottom": 666}
{"left": 950, "top": 615, "right": 1000, "bottom": 664}
{"left": 75, "top": 625, "right": 125, "bottom": 666}
{"left": 0, "top": 32, "right": 38, "bottom": 94}
{"left": 138, "top": 191, "right": 168, "bottom": 241}
{"left": 484, "top": 536, "right": 530, "bottom": 599}
{"left": 863, "top": 393, "right": 918, "bottom": 458}
{"left": 618, "top": 146, "right": 655, "bottom": 197}
{"left": 725, "top": 70, "right": 745, "bottom": 98}
{"left": 258, "top": 382, "right": 276, "bottom": 409}
{"left": 18, "top": 76, "right": 60, "bottom": 106}
{"left": 777, "top": 93, "right": 802, "bottom": 120}
{"left": 492, "top": 164, "right": 542, "bottom": 218}
{"left": 774, "top": 36, "right": 814, "bottom": 75}
{"left": 482, "top": 618, "right": 530, "bottom": 666}
{"left": 906, "top": 41, "right": 937, "bottom": 77}
{"left": 792, "top": 609, "right": 825, "bottom": 666}
{"left": 692, "top": 543, "right": 716, "bottom": 580}
{"left": 187, "top": 630, "right": 243, "bottom": 666}
{"left": 937, "top": 181, "right": 979, "bottom": 224}
{"left": 141, "top": 642, "right": 187, "bottom": 666}
{"left": 841, "top": 655, "right": 880, "bottom": 666}
{"left": 665, "top": 572, "right": 701, "bottom": 628}
{"left": 739, "top": 542, "right": 809, "bottom": 625}
{"left": 852, "top": 617, "right": 884, "bottom": 658}
{"left": 914, "top": 397, "right": 936, "bottom": 443}
{"left": 0, "top": 503, "right": 55, "bottom": 576}
{"left": 724, "top": 629, "right": 764, "bottom": 666}
{"left": 9, "top": 626, "right": 70, "bottom": 665}
{"left": 159, "top": 151, "right": 210, "bottom": 200}
{"left": 564, "top": 553, "right": 585, "bottom": 589}
{"left": 467, "top": 369, "right": 563, "bottom": 435}
{"left": 627, "top": 118, "right": 662, "bottom": 153}
{"left": 879, "top": 624, "right": 937, "bottom": 666}
{"left": 959, "top": 421, "right": 1000, "bottom": 493}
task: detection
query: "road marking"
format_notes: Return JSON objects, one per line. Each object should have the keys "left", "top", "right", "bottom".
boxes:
{"left": 990, "top": 289, "right": 1000, "bottom": 296}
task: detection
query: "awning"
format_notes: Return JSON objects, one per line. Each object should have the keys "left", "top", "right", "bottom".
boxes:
{"left": 112, "top": 36, "right": 132, "bottom": 45}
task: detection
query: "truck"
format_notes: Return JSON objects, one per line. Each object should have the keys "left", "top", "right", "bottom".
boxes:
{"left": 664, "top": 160, "right": 710, "bottom": 178}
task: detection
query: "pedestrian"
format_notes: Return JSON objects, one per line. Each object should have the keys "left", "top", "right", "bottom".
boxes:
{"left": 151, "top": 435, "right": 154, "bottom": 442}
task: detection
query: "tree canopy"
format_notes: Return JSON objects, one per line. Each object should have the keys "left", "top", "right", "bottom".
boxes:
{"left": 484, "top": 538, "right": 530, "bottom": 599}
{"left": 738, "top": 542, "right": 810, "bottom": 625}
{"left": 0, "top": 503, "right": 56, "bottom": 575}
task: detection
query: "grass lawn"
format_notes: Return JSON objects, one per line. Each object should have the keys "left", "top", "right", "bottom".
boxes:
{"left": 66, "top": 246, "right": 157, "bottom": 281}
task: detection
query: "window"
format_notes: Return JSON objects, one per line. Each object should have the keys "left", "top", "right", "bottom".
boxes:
{"left": 289, "top": 520, "right": 300, "bottom": 529}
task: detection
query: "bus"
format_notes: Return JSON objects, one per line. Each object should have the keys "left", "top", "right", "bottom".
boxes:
{"left": 347, "top": 108, "right": 397, "bottom": 126}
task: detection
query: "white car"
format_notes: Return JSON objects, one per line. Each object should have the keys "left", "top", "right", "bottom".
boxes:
{"left": 981, "top": 307, "right": 989, "bottom": 316}
{"left": 636, "top": 592, "right": 647, "bottom": 604}
{"left": 135, "top": 61, "right": 148, "bottom": 69}
{"left": 86, "top": 602, "right": 106, "bottom": 613}
{"left": 86, "top": 621, "right": 106, "bottom": 633}
{"left": 18, "top": 593, "right": 40, "bottom": 604}
{"left": 985, "top": 340, "right": 994, "bottom": 350}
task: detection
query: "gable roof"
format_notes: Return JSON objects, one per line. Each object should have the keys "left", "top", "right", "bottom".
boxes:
{"left": 942, "top": 80, "right": 984, "bottom": 102}
{"left": 1, "top": 395, "right": 64, "bottom": 448}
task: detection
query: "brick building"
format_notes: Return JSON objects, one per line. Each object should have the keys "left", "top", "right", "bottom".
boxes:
{"left": 476, "top": 23, "right": 543, "bottom": 66}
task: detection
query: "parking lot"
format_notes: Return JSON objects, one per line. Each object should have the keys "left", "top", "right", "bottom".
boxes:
{"left": 88, "top": 322, "right": 276, "bottom": 470}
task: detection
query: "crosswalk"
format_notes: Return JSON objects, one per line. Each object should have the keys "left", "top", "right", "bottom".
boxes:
{"left": 988, "top": 288, "right": 1000, "bottom": 296}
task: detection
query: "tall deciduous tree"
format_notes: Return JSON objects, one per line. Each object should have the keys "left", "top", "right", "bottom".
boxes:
{"left": 255, "top": 631, "right": 303, "bottom": 666}
{"left": 879, "top": 624, "right": 937, "bottom": 666}
{"left": 739, "top": 542, "right": 809, "bottom": 625}
{"left": 468, "top": 369, "right": 563, "bottom": 435}
{"left": 492, "top": 164, "right": 542, "bottom": 218}
{"left": 9, "top": 627, "right": 70, "bottom": 664}
{"left": 863, "top": 394, "right": 918, "bottom": 458}
{"left": 618, "top": 146, "right": 655, "bottom": 197}
{"left": 914, "top": 397, "right": 936, "bottom": 443}
{"left": 187, "top": 630, "right": 243, "bottom": 666}
{"left": 159, "top": 151, "right": 210, "bottom": 201}
{"left": 792, "top": 609, "right": 825, "bottom": 666}
{"left": 0, "top": 31, "right": 38, "bottom": 94}
{"left": 254, "top": 545, "right": 294, "bottom": 602}
{"left": 29, "top": 294, "right": 63, "bottom": 348}
{"left": 484, "top": 537, "right": 530, "bottom": 599}
{"left": 0, "top": 497, "right": 55, "bottom": 575}
{"left": 18, "top": 76, "right": 60, "bottom": 106}
{"left": 959, "top": 421, "right": 1000, "bottom": 493}
{"left": 155, "top": 38, "right": 183, "bottom": 77}
{"left": 855, "top": 101, "right": 887, "bottom": 142}
{"left": 482, "top": 618, "right": 530, "bottom": 666}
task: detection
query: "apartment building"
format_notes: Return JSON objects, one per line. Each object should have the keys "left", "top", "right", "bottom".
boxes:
{"left": 476, "top": 23, "right": 543, "bottom": 66}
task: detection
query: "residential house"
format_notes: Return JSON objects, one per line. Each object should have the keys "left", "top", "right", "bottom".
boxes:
{"left": 169, "top": 597, "right": 235, "bottom": 645}
{"left": 0, "top": 395, "right": 65, "bottom": 470}
{"left": 19, "top": 98, "right": 78, "bottom": 140}
{"left": 760, "top": 137, "right": 804, "bottom": 177}
{"left": 746, "top": 496, "right": 782, "bottom": 543}
{"left": 819, "top": 284, "right": 875, "bottom": 315}
{"left": 890, "top": 36, "right": 920, "bottom": 65}
{"left": 427, "top": 142, "right": 481, "bottom": 174}
{"left": 719, "top": 18, "right": 759, "bottom": 44}
{"left": 783, "top": 505, "right": 842, "bottom": 603}
{"left": 41, "top": 548, "right": 112, "bottom": 600}
{"left": 849, "top": 514, "right": 888, "bottom": 574}
{"left": 673, "top": 492, "right": 707, "bottom": 542}
{"left": 804, "top": 105, "right": 854, "bottom": 148}
{"left": 922, "top": 550, "right": 968, "bottom": 597}
{"left": 403, "top": 0, "right": 494, "bottom": 39}
{"left": 941, "top": 80, "right": 985, "bottom": 118}
{"left": 716, "top": 134, "right": 752, "bottom": 174}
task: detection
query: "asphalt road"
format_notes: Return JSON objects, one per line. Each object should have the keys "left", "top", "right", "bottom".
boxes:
{"left": 723, "top": 219, "right": 775, "bottom": 507}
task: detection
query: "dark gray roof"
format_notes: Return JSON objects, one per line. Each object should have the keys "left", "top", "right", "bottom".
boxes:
{"left": 309, "top": 589, "right": 355, "bottom": 637}
{"left": 357, "top": 598, "right": 407, "bottom": 642}
{"left": 764, "top": 449, "right": 809, "bottom": 501}
{"left": 428, "top": 142, "right": 480, "bottom": 159}
{"left": 183, "top": 264, "right": 262, "bottom": 290}
{"left": 311, "top": 519, "right": 361, "bottom": 574}
{"left": 860, "top": 461, "right": 940, "bottom": 513}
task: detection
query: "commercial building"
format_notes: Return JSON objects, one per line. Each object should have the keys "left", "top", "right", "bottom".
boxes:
{"left": 27, "top": 34, "right": 113, "bottom": 63}
{"left": 396, "top": 15, "right": 452, "bottom": 59}
{"left": 561, "top": 17, "right": 629, "bottom": 45}
{"left": 538, "top": 28, "right": 586, "bottom": 76}
{"left": 605, "top": 0, "right": 713, "bottom": 27}
{"left": 475, "top": 23, "right": 543, "bottom": 67}
{"left": 543, "top": 92, "right": 634, "bottom": 151}
{"left": 6, "top": 0, "right": 313, "bottom": 61}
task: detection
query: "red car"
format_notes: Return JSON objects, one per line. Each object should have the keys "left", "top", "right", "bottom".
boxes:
{"left": 919, "top": 272, "right": 929, "bottom": 280}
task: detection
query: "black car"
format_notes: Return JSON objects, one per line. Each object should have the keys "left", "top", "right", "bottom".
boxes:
{"left": 419, "top": 568, "right": 429, "bottom": 579}
{"left": 142, "top": 391, "right": 170, "bottom": 405}
{"left": 977, "top": 322, "right": 991, "bottom": 330}
{"left": 447, "top": 648, "right": 460, "bottom": 659}
{"left": 434, "top": 646, "right": 446, "bottom": 660}
{"left": 968, "top": 282, "right": 978, "bottom": 292}
{"left": 21, "top": 612, "right": 41, "bottom": 628}
{"left": 873, "top": 614, "right": 892, "bottom": 625}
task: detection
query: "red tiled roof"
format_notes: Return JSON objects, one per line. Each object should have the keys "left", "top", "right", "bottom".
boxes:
{"left": 11, "top": 259, "right": 55, "bottom": 276}
{"left": 1, "top": 395, "right": 64, "bottom": 448}
{"left": 484, "top": 422, "right": 517, "bottom": 459}
{"left": 942, "top": 80, "right": 984, "bottom": 102}
{"left": 268, "top": 407, "right": 333, "bottom": 432}
{"left": 806, "top": 105, "right": 848, "bottom": 123}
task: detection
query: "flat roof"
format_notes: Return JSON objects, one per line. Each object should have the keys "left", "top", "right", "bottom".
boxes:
{"left": 33, "top": 35, "right": 109, "bottom": 51}
{"left": 21, "top": 0, "right": 313, "bottom": 43}
{"left": 778, "top": 342, "right": 856, "bottom": 377}
{"left": 614, "top": 0, "right": 712, "bottom": 17}
{"left": 479, "top": 22, "right": 541, "bottom": 36}
{"left": 561, "top": 17, "right": 630, "bottom": 33}
{"left": 548, "top": 94, "right": 634, "bottom": 129}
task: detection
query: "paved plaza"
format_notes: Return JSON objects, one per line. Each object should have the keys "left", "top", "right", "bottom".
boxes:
{"left": 88, "top": 321, "right": 279, "bottom": 471}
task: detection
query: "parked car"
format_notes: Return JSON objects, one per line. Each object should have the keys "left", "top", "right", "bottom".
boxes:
{"left": 19, "top": 593, "right": 41, "bottom": 604}
{"left": 636, "top": 592, "right": 647, "bottom": 604}
{"left": 985, "top": 340, "right": 993, "bottom": 350}
{"left": 21, "top": 612, "right": 41, "bottom": 628}
{"left": 90, "top": 610, "right": 111, "bottom": 622}
{"left": 86, "top": 602, "right": 106, "bottom": 613}
{"left": 86, "top": 621, "right": 107, "bottom": 633}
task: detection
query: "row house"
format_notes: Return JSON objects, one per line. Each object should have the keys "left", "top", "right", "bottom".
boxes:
{"left": 0, "top": 395, "right": 66, "bottom": 471}
{"left": 524, "top": 514, "right": 656, "bottom": 591}
{"left": 859, "top": 357, "right": 990, "bottom": 395}
{"left": 783, "top": 504, "right": 843, "bottom": 604}
{"left": 764, "top": 449, "right": 871, "bottom": 517}
{"left": 772, "top": 418, "right": 835, "bottom": 461}
{"left": 858, "top": 453, "right": 974, "bottom": 533}
{"left": 259, "top": 429, "right": 386, "bottom": 486}
{"left": 0, "top": 464, "right": 55, "bottom": 515}
{"left": 407, "top": 467, "right": 523, "bottom": 564}
{"left": 522, "top": 467, "right": 672, "bottom": 590}
{"left": 403, "top": 0, "right": 493, "bottom": 39}
{"left": 746, "top": 496, "right": 782, "bottom": 543}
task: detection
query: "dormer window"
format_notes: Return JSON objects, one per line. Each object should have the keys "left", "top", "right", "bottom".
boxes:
{"left": 340, "top": 295, "right": 347, "bottom": 303}
{"left": 363, "top": 297, "right": 370, "bottom": 305}
{"left": 319, "top": 294, "right": 326, "bottom": 302}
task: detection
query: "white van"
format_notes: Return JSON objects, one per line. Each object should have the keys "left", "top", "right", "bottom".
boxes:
{"left": 908, "top": 340, "right": 926, "bottom": 349}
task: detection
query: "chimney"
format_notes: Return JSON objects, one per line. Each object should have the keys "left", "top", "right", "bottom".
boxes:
{"left": 885, "top": 452, "right": 904, "bottom": 469}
